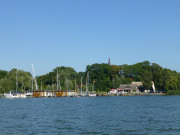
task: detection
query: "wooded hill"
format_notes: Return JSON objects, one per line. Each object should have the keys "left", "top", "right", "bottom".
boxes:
{"left": 0, "top": 61, "right": 180, "bottom": 94}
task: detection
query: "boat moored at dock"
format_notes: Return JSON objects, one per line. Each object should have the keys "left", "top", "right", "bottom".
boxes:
{"left": 4, "top": 91, "right": 26, "bottom": 98}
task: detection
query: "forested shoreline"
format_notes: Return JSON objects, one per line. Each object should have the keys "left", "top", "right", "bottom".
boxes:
{"left": 0, "top": 61, "right": 180, "bottom": 95}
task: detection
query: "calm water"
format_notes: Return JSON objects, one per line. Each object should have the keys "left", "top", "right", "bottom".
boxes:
{"left": 0, "top": 96, "right": 180, "bottom": 135}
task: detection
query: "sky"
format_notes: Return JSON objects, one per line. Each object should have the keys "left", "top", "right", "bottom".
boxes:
{"left": 0, "top": 0, "right": 180, "bottom": 75}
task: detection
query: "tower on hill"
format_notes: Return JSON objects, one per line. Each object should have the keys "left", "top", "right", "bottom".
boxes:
{"left": 108, "top": 57, "right": 111, "bottom": 65}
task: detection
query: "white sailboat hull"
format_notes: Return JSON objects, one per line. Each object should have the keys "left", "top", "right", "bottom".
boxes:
{"left": 4, "top": 91, "right": 26, "bottom": 98}
{"left": 89, "top": 93, "right": 96, "bottom": 97}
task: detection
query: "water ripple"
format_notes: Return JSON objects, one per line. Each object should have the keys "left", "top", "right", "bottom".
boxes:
{"left": 0, "top": 96, "right": 180, "bottom": 134}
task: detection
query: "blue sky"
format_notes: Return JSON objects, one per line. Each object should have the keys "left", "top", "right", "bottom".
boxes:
{"left": 0, "top": 0, "right": 180, "bottom": 75}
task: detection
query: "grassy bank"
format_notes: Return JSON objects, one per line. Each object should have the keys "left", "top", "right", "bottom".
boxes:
{"left": 166, "top": 90, "right": 180, "bottom": 95}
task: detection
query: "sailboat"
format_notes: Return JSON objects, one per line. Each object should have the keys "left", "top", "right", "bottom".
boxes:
{"left": 152, "top": 81, "right": 156, "bottom": 93}
{"left": 4, "top": 91, "right": 26, "bottom": 98}
{"left": 25, "top": 73, "right": 33, "bottom": 97}
{"left": 80, "top": 77, "right": 83, "bottom": 96}
{"left": 83, "top": 72, "right": 89, "bottom": 97}
{"left": 85, "top": 72, "right": 96, "bottom": 97}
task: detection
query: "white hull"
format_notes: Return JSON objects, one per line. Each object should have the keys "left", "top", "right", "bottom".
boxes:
{"left": 89, "top": 93, "right": 96, "bottom": 97}
{"left": 25, "top": 92, "right": 33, "bottom": 97}
{"left": 4, "top": 91, "right": 26, "bottom": 98}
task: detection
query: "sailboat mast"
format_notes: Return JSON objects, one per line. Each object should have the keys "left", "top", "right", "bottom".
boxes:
{"left": 32, "top": 64, "right": 38, "bottom": 90}
{"left": 81, "top": 77, "right": 82, "bottom": 95}
{"left": 22, "top": 76, "right": 24, "bottom": 92}
{"left": 59, "top": 76, "right": 61, "bottom": 90}
{"left": 32, "top": 75, "right": 33, "bottom": 91}
{"left": 86, "top": 72, "right": 89, "bottom": 93}
{"left": 88, "top": 72, "right": 89, "bottom": 92}
{"left": 41, "top": 78, "right": 42, "bottom": 90}
{"left": 86, "top": 81, "right": 87, "bottom": 92}
{"left": 16, "top": 70, "right": 18, "bottom": 92}
{"left": 57, "top": 69, "right": 58, "bottom": 91}
{"left": 75, "top": 78, "right": 76, "bottom": 93}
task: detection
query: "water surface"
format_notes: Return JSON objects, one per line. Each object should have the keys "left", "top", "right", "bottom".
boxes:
{"left": 0, "top": 96, "right": 180, "bottom": 135}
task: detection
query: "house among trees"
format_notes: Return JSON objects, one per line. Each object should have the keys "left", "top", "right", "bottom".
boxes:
{"left": 119, "top": 82, "right": 143, "bottom": 94}
{"left": 119, "top": 84, "right": 140, "bottom": 94}
{"left": 117, "top": 81, "right": 156, "bottom": 94}
{"left": 109, "top": 82, "right": 143, "bottom": 95}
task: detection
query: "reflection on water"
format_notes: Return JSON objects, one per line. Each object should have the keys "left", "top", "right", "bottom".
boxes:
{"left": 0, "top": 96, "right": 180, "bottom": 135}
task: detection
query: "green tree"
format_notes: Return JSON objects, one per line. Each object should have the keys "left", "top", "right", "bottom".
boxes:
{"left": 37, "top": 66, "right": 78, "bottom": 90}
{"left": 112, "top": 76, "right": 121, "bottom": 89}
{"left": 151, "top": 63, "right": 163, "bottom": 91}
{"left": 142, "top": 70, "right": 153, "bottom": 90}
{"left": 86, "top": 63, "right": 112, "bottom": 92}
{"left": 0, "top": 70, "right": 8, "bottom": 80}
{"left": 0, "top": 69, "right": 32, "bottom": 93}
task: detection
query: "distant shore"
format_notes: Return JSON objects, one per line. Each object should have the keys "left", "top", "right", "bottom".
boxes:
{"left": 105, "top": 93, "right": 166, "bottom": 96}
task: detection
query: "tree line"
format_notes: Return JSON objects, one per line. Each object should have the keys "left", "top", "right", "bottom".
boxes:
{"left": 0, "top": 61, "right": 180, "bottom": 94}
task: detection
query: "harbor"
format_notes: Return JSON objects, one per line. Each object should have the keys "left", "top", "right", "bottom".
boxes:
{"left": 2, "top": 90, "right": 165, "bottom": 98}
{"left": 1, "top": 64, "right": 166, "bottom": 98}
